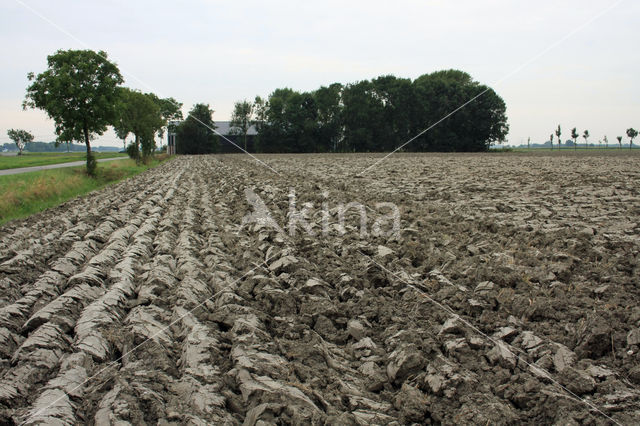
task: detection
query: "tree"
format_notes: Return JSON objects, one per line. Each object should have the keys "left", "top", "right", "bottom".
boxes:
{"left": 627, "top": 128, "right": 638, "bottom": 149}
{"left": 342, "top": 80, "right": 384, "bottom": 152}
{"left": 527, "top": 137, "right": 530, "bottom": 150}
{"left": 113, "top": 88, "right": 164, "bottom": 163}
{"left": 555, "top": 125, "right": 562, "bottom": 150}
{"left": 176, "top": 103, "right": 218, "bottom": 154}
{"left": 55, "top": 128, "right": 83, "bottom": 153}
{"left": 603, "top": 135, "right": 608, "bottom": 149}
{"left": 23, "top": 49, "right": 123, "bottom": 175}
{"left": 148, "top": 95, "right": 183, "bottom": 151}
{"left": 617, "top": 135, "right": 623, "bottom": 148}
{"left": 583, "top": 130, "right": 589, "bottom": 149}
{"left": 258, "top": 88, "right": 320, "bottom": 153}
{"left": 229, "top": 100, "right": 254, "bottom": 151}
{"left": 550, "top": 133, "right": 554, "bottom": 150}
{"left": 571, "top": 127, "right": 579, "bottom": 150}
{"left": 251, "top": 96, "right": 267, "bottom": 152}
{"left": 6, "top": 129, "right": 33, "bottom": 155}
{"left": 412, "top": 70, "right": 508, "bottom": 151}
{"left": 114, "top": 125, "right": 129, "bottom": 152}
{"left": 249, "top": 70, "right": 507, "bottom": 153}
{"left": 314, "top": 83, "right": 343, "bottom": 152}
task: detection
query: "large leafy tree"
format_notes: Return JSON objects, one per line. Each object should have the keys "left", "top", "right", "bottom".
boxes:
{"left": 250, "top": 96, "right": 268, "bottom": 152}
{"left": 258, "top": 88, "right": 299, "bottom": 152}
{"left": 113, "top": 88, "right": 164, "bottom": 163}
{"left": 627, "top": 128, "right": 638, "bottom": 149}
{"left": 176, "top": 104, "right": 218, "bottom": 154}
{"left": 23, "top": 49, "right": 123, "bottom": 175}
{"left": 370, "top": 75, "right": 415, "bottom": 151}
{"left": 229, "top": 100, "right": 254, "bottom": 151}
{"left": 412, "top": 70, "right": 507, "bottom": 151}
{"left": 342, "top": 80, "right": 385, "bottom": 152}
{"left": 148, "top": 95, "right": 183, "bottom": 150}
{"left": 6, "top": 129, "right": 33, "bottom": 155}
{"left": 313, "top": 83, "right": 343, "bottom": 152}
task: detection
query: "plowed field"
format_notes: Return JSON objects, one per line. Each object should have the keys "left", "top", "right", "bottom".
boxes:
{"left": 0, "top": 152, "right": 639, "bottom": 425}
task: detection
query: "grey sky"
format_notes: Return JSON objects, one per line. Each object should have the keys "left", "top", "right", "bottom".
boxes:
{"left": 1, "top": 0, "right": 638, "bottom": 148}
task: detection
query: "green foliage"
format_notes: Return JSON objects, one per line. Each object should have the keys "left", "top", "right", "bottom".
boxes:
{"left": 7, "top": 129, "right": 34, "bottom": 155}
{"left": 571, "top": 127, "right": 579, "bottom": 150}
{"left": 229, "top": 100, "right": 254, "bottom": 151}
{"left": 252, "top": 70, "right": 508, "bottom": 153}
{"left": 627, "top": 128, "right": 638, "bottom": 148}
{"left": 411, "top": 71, "right": 507, "bottom": 151}
{"left": 55, "top": 127, "right": 83, "bottom": 152}
{"left": 126, "top": 142, "right": 140, "bottom": 161}
{"left": 147, "top": 94, "right": 183, "bottom": 149}
{"left": 555, "top": 125, "right": 562, "bottom": 149}
{"left": 140, "top": 133, "right": 156, "bottom": 161}
{"left": 617, "top": 135, "right": 623, "bottom": 148}
{"left": 583, "top": 130, "right": 589, "bottom": 148}
{"left": 23, "top": 49, "right": 123, "bottom": 175}
{"left": 314, "top": 83, "right": 343, "bottom": 152}
{"left": 176, "top": 104, "right": 218, "bottom": 154}
{"left": 113, "top": 88, "right": 164, "bottom": 163}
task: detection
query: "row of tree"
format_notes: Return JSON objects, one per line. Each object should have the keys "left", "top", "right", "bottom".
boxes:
{"left": 227, "top": 70, "right": 509, "bottom": 153}
{"left": 541, "top": 126, "right": 639, "bottom": 150}
{"left": 21, "top": 49, "right": 184, "bottom": 174}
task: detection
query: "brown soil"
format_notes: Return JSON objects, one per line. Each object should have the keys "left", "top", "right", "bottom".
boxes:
{"left": 0, "top": 152, "right": 639, "bottom": 425}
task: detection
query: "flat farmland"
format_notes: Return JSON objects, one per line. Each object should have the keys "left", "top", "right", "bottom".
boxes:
{"left": 0, "top": 152, "right": 639, "bottom": 424}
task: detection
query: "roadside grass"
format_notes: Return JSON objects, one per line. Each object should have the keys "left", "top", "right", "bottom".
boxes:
{"left": 0, "top": 154, "right": 170, "bottom": 225}
{"left": 0, "top": 152, "right": 127, "bottom": 170}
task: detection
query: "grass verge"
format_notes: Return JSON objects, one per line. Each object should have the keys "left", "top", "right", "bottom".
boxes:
{"left": 0, "top": 155, "right": 170, "bottom": 225}
{"left": 0, "top": 152, "right": 127, "bottom": 170}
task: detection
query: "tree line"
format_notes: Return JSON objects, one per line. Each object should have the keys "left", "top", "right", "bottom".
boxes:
{"left": 20, "top": 49, "right": 186, "bottom": 175}
{"left": 546, "top": 125, "right": 638, "bottom": 150}
{"left": 228, "top": 70, "right": 509, "bottom": 153}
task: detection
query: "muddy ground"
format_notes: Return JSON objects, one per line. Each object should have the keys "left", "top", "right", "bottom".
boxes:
{"left": 0, "top": 152, "right": 639, "bottom": 425}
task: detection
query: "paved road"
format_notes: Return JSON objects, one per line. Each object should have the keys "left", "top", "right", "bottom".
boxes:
{"left": 0, "top": 157, "right": 128, "bottom": 176}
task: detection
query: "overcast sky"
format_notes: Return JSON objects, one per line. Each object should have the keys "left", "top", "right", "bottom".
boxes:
{"left": 1, "top": 0, "right": 638, "bottom": 148}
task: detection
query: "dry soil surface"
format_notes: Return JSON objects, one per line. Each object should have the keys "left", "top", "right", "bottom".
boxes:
{"left": 0, "top": 152, "right": 639, "bottom": 425}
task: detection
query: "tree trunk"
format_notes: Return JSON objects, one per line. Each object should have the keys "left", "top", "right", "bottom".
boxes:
{"left": 244, "top": 132, "right": 248, "bottom": 152}
{"left": 84, "top": 126, "right": 91, "bottom": 156}
{"left": 84, "top": 125, "right": 97, "bottom": 176}
{"left": 135, "top": 134, "right": 141, "bottom": 164}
